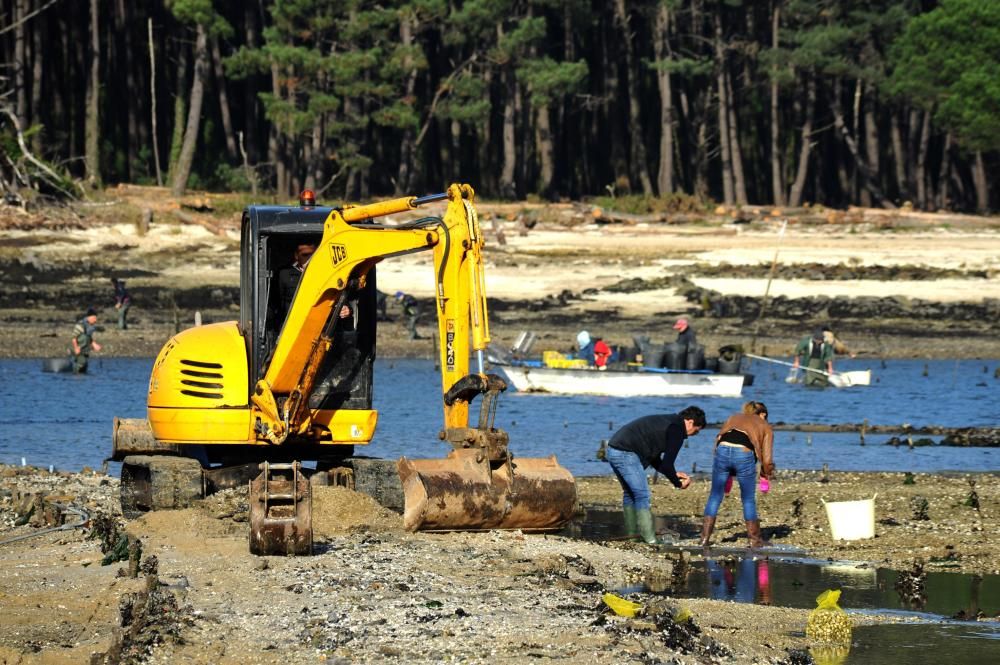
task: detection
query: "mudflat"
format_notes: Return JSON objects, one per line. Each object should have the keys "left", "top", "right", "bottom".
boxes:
{"left": 2, "top": 466, "right": 997, "bottom": 664}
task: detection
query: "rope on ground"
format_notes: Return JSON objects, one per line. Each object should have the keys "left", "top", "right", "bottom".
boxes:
{"left": 0, "top": 503, "right": 89, "bottom": 546}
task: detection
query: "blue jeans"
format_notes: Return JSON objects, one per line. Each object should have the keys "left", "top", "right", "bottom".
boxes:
{"left": 703, "top": 444, "right": 758, "bottom": 520}
{"left": 605, "top": 446, "right": 651, "bottom": 510}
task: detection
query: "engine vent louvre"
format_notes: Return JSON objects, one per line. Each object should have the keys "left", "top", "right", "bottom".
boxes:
{"left": 180, "top": 359, "right": 223, "bottom": 370}
{"left": 179, "top": 359, "right": 224, "bottom": 399}
{"left": 180, "top": 389, "right": 224, "bottom": 400}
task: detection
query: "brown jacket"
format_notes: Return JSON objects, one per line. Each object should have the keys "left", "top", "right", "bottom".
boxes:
{"left": 716, "top": 413, "right": 775, "bottom": 478}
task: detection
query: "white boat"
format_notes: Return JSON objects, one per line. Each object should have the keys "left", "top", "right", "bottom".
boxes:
{"left": 492, "top": 363, "right": 747, "bottom": 398}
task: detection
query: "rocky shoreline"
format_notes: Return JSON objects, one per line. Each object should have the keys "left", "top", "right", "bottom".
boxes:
{"left": 2, "top": 465, "right": 997, "bottom": 664}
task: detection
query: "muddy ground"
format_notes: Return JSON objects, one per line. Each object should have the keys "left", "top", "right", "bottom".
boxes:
{"left": 2, "top": 466, "right": 997, "bottom": 664}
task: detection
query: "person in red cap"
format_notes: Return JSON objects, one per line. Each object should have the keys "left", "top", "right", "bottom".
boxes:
{"left": 673, "top": 317, "right": 697, "bottom": 349}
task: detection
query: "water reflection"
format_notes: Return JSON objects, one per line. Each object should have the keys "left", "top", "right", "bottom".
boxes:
{"left": 706, "top": 557, "right": 772, "bottom": 605}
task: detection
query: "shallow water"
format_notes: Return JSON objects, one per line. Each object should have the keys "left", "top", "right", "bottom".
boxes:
{"left": 0, "top": 357, "right": 998, "bottom": 475}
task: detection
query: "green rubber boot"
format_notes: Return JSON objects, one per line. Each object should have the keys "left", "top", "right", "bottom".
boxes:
{"left": 622, "top": 506, "right": 639, "bottom": 542}
{"left": 636, "top": 509, "right": 673, "bottom": 545}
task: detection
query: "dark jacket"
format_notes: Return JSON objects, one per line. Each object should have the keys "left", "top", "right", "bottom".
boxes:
{"left": 716, "top": 412, "right": 775, "bottom": 477}
{"left": 676, "top": 327, "right": 697, "bottom": 348}
{"left": 608, "top": 414, "right": 688, "bottom": 487}
{"left": 278, "top": 264, "right": 306, "bottom": 318}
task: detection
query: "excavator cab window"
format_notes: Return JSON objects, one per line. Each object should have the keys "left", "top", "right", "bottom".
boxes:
{"left": 256, "top": 232, "right": 377, "bottom": 411}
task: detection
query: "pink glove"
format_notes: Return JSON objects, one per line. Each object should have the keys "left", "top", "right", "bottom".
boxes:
{"left": 724, "top": 475, "right": 734, "bottom": 495}
{"left": 758, "top": 477, "right": 770, "bottom": 493}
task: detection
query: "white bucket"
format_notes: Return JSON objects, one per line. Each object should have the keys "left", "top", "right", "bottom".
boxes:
{"left": 822, "top": 494, "right": 876, "bottom": 540}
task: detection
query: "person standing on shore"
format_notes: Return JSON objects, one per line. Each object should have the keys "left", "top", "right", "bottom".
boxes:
{"left": 700, "top": 400, "right": 775, "bottom": 549}
{"left": 395, "top": 291, "right": 424, "bottom": 340}
{"left": 69, "top": 308, "right": 102, "bottom": 374}
{"left": 605, "top": 406, "right": 706, "bottom": 544}
{"left": 110, "top": 278, "right": 131, "bottom": 330}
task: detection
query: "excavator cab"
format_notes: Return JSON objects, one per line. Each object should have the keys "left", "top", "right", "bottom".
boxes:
{"left": 248, "top": 221, "right": 377, "bottom": 420}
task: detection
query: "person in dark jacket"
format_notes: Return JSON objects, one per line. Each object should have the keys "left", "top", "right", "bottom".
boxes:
{"left": 673, "top": 317, "right": 697, "bottom": 348}
{"left": 277, "top": 242, "right": 317, "bottom": 322}
{"left": 110, "top": 278, "right": 131, "bottom": 330}
{"left": 605, "top": 406, "right": 706, "bottom": 544}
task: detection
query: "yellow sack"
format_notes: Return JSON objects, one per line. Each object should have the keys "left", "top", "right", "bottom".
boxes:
{"left": 806, "top": 589, "right": 853, "bottom": 644}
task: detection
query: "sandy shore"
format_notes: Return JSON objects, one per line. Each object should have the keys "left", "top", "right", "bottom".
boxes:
{"left": 1, "top": 466, "right": 997, "bottom": 663}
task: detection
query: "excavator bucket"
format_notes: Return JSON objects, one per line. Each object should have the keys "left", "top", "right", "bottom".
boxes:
{"left": 249, "top": 461, "right": 312, "bottom": 556}
{"left": 397, "top": 449, "right": 577, "bottom": 532}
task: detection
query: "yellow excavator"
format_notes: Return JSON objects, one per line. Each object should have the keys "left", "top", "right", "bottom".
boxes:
{"left": 111, "top": 184, "right": 576, "bottom": 554}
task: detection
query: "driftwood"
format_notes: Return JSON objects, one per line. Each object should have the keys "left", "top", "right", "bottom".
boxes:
{"left": 588, "top": 206, "right": 714, "bottom": 225}
{"left": 172, "top": 209, "right": 228, "bottom": 236}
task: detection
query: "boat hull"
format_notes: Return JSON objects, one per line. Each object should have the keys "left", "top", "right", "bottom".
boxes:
{"left": 494, "top": 365, "right": 745, "bottom": 398}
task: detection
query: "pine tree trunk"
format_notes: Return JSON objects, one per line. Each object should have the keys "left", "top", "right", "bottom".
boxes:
{"left": 243, "top": 4, "right": 260, "bottom": 164}
{"left": 653, "top": 3, "right": 674, "bottom": 195}
{"left": 84, "top": 0, "right": 100, "bottom": 185}
{"left": 499, "top": 28, "right": 517, "bottom": 199}
{"left": 148, "top": 18, "right": 162, "bottom": 187}
{"left": 864, "top": 83, "right": 880, "bottom": 201}
{"left": 890, "top": 110, "right": 907, "bottom": 201}
{"left": 714, "top": 14, "right": 734, "bottom": 205}
{"left": 787, "top": 74, "right": 815, "bottom": 208}
{"left": 14, "top": 0, "right": 27, "bottom": 128}
{"left": 935, "top": 133, "right": 951, "bottom": 210}
{"left": 269, "top": 61, "right": 287, "bottom": 196}
{"left": 535, "top": 104, "right": 555, "bottom": 197}
{"left": 769, "top": 2, "right": 784, "bottom": 206}
{"left": 395, "top": 15, "right": 417, "bottom": 194}
{"left": 29, "top": 0, "right": 43, "bottom": 155}
{"left": 171, "top": 24, "right": 209, "bottom": 197}
{"left": 915, "top": 109, "right": 931, "bottom": 209}
{"left": 211, "top": 36, "right": 238, "bottom": 160}
{"left": 726, "top": 68, "right": 748, "bottom": 204}
{"left": 115, "top": 0, "right": 138, "bottom": 180}
{"left": 972, "top": 151, "right": 989, "bottom": 213}
{"left": 168, "top": 44, "right": 189, "bottom": 180}
{"left": 613, "top": 0, "right": 653, "bottom": 195}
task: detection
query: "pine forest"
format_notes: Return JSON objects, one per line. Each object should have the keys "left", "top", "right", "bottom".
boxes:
{"left": 1, "top": 0, "right": 998, "bottom": 211}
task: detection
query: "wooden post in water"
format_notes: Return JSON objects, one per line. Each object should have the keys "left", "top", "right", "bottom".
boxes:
{"left": 860, "top": 419, "right": 867, "bottom": 446}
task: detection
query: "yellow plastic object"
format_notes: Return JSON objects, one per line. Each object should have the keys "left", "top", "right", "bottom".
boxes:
{"left": 602, "top": 593, "right": 643, "bottom": 618}
{"left": 543, "top": 350, "right": 590, "bottom": 369}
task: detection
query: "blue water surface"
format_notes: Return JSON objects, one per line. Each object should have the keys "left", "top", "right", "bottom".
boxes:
{"left": 0, "top": 357, "right": 997, "bottom": 476}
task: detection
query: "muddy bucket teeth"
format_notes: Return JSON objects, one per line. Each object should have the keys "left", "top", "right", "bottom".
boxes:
{"left": 249, "top": 461, "right": 313, "bottom": 556}
{"left": 397, "top": 450, "right": 577, "bottom": 532}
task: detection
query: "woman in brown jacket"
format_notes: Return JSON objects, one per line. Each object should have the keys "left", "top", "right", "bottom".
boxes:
{"left": 700, "top": 401, "right": 775, "bottom": 548}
